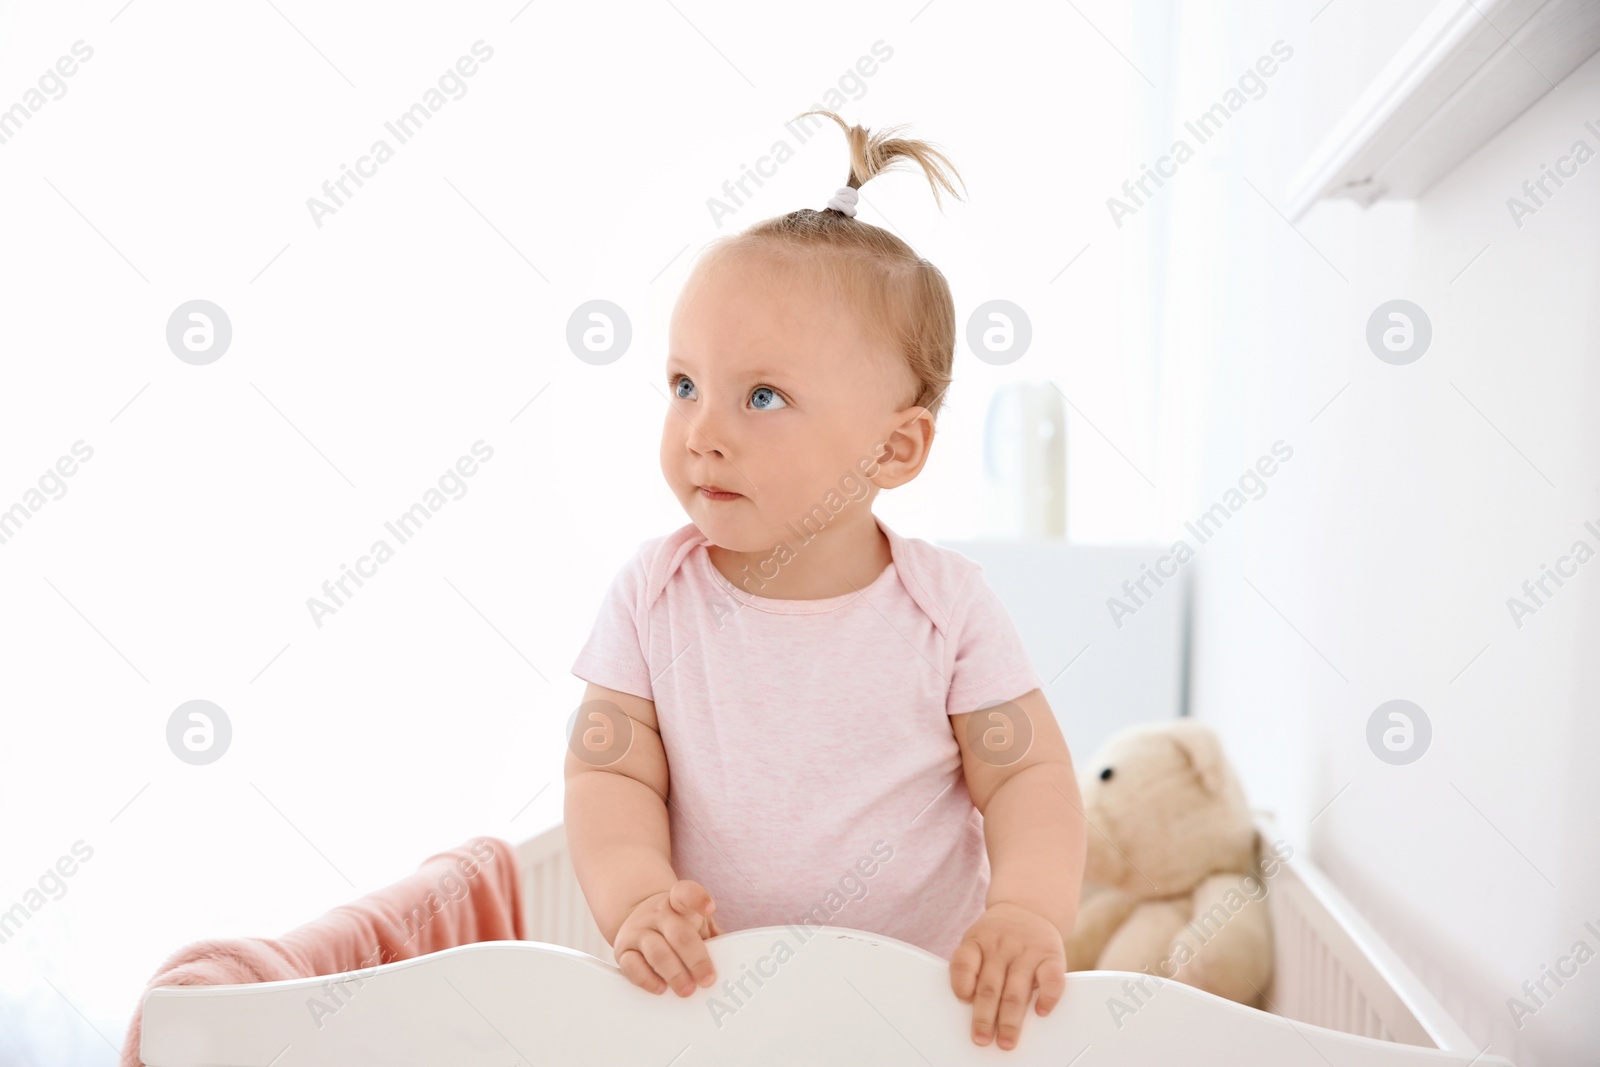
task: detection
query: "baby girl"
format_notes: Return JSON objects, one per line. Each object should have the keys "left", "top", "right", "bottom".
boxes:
{"left": 564, "top": 110, "right": 1087, "bottom": 1052}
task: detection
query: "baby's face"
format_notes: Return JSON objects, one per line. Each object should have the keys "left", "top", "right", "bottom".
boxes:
{"left": 662, "top": 245, "right": 913, "bottom": 553}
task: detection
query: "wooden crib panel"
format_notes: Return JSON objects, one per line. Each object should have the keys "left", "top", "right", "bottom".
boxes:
{"left": 140, "top": 928, "right": 1515, "bottom": 1067}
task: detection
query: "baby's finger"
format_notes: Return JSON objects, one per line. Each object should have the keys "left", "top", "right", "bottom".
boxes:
{"left": 669, "top": 879, "right": 716, "bottom": 924}
{"left": 637, "top": 929, "right": 696, "bottom": 997}
{"left": 659, "top": 913, "right": 718, "bottom": 989}
{"left": 949, "top": 937, "right": 982, "bottom": 1002}
{"left": 993, "top": 957, "right": 1038, "bottom": 1050}
{"left": 617, "top": 947, "right": 666, "bottom": 994}
{"left": 1034, "top": 957, "right": 1067, "bottom": 1015}
{"left": 968, "top": 950, "right": 1006, "bottom": 1046}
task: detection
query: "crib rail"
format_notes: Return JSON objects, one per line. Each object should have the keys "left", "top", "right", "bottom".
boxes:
{"left": 513, "top": 817, "right": 1493, "bottom": 1059}
{"left": 139, "top": 927, "right": 1513, "bottom": 1066}
{"left": 139, "top": 818, "right": 1510, "bottom": 1066}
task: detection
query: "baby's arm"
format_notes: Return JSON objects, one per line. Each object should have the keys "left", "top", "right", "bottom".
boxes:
{"left": 563, "top": 681, "right": 720, "bottom": 996}
{"left": 949, "top": 687, "right": 1088, "bottom": 1050}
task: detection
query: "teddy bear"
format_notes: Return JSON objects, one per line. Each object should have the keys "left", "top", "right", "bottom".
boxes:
{"left": 1065, "top": 719, "right": 1278, "bottom": 1009}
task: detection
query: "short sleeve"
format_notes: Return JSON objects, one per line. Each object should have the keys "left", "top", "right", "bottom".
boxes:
{"left": 945, "top": 568, "right": 1043, "bottom": 716}
{"left": 570, "top": 549, "right": 654, "bottom": 702}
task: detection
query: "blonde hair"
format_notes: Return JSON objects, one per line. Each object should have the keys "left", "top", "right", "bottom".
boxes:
{"left": 690, "top": 111, "right": 967, "bottom": 420}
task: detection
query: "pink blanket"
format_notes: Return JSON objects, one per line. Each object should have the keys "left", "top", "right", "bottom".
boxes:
{"left": 120, "top": 835, "right": 526, "bottom": 1067}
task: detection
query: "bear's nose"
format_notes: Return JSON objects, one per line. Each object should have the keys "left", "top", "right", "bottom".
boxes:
{"left": 1099, "top": 766, "right": 1114, "bottom": 781}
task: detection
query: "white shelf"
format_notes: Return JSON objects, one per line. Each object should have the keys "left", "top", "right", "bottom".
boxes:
{"left": 1286, "top": 0, "right": 1600, "bottom": 219}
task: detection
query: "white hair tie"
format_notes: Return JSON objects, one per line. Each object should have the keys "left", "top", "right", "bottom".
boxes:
{"left": 826, "top": 185, "right": 859, "bottom": 217}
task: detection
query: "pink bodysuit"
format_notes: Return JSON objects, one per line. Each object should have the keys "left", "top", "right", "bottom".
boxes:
{"left": 570, "top": 513, "right": 1043, "bottom": 960}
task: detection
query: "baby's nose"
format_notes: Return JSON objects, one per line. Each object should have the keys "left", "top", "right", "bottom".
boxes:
{"left": 685, "top": 416, "right": 727, "bottom": 456}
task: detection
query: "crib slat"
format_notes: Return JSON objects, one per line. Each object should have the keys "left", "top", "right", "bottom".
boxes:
{"left": 1262, "top": 833, "right": 1479, "bottom": 1053}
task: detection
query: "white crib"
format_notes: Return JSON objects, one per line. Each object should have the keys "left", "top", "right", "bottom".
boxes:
{"left": 138, "top": 815, "right": 1513, "bottom": 1066}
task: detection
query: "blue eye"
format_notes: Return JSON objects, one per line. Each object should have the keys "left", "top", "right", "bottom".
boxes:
{"left": 670, "top": 373, "right": 787, "bottom": 411}
{"left": 751, "top": 386, "right": 786, "bottom": 411}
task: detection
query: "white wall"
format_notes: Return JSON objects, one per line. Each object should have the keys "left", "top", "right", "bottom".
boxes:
{"left": 1153, "top": 7, "right": 1600, "bottom": 1064}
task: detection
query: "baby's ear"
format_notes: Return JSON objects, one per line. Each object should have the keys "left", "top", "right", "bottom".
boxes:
{"left": 875, "top": 407, "right": 937, "bottom": 487}
{"left": 1169, "top": 723, "right": 1228, "bottom": 795}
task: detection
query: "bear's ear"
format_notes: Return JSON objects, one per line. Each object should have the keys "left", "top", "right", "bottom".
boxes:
{"left": 1170, "top": 723, "right": 1228, "bottom": 795}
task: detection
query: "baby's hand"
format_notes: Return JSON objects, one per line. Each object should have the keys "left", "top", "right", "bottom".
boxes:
{"left": 949, "top": 902, "right": 1068, "bottom": 1051}
{"left": 613, "top": 879, "right": 722, "bottom": 998}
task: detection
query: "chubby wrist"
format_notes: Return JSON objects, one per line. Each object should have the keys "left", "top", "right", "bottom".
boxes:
{"left": 595, "top": 862, "right": 679, "bottom": 943}
{"left": 985, "top": 895, "right": 1077, "bottom": 943}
